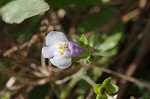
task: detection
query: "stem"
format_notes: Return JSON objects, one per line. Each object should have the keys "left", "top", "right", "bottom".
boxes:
{"left": 82, "top": 76, "right": 96, "bottom": 88}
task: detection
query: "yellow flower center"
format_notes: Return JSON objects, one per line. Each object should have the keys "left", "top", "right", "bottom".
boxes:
{"left": 58, "top": 49, "right": 65, "bottom": 55}
{"left": 58, "top": 42, "right": 69, "bottom": 55}
{"left": 59, "top": 43, "right": 63, "bottom": 49}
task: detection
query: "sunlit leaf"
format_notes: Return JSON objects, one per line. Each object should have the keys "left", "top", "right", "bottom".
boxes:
{"left": 105, "top": 84, "right": 119, "bottom": 94}
{"left": 80, "top": 34, "right": 88, "bottom": 45}
{"left": 98, "top": 32, "right": 122, "bottom": 52}
{"left": 102, "top": 77, "right": 112, "bottom": 86}
{"left": 94, "top": 84, "right": 101, "bottom": 94}
{"left": 0, "top": 0, "right": 49, "bottom": 24}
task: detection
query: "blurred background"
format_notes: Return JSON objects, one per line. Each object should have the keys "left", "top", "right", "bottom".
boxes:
{"left": 0, "top": 0, "right": 150, "bottom": 99}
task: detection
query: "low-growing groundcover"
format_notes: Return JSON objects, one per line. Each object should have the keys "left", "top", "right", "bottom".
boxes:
{"left": 0, "top": 0, "right": 150, "bottom": 99}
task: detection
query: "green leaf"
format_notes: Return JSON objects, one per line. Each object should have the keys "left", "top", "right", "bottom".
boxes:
{"left": 96, "top": 94, "right": 101, "bottom": 99}
{"left": 94, "top": 84, "right": 106, "bottom": 96}
{"left": 96, "top": 93, "right": 108, "bottom": 99}
{"left": 71, "top": 34, "right": 80, "bottom": 43}
{"left": 83, "top": 55, "right": 91, "bottom": 64}
{"left": 72, "top": 35, "right": 92, "bottom": 63}
{"left": 98, "top": 32, "right": 122, "bottom": 52}
{"left": 102, "top": 77, "right": 112, "bottom": 86}
{"left": 94, "top": 84, "right": 101, "bottom": 94}
{"left": 94, "top": 78, "right": 118, "bottom": 99}
{"left": 0, "top": 0, "right": 49, "bottom": 24}
{"left": 72, "top": 56, "right": 83, "bottom": 62}
{"left": 105, "top": 84, "right": 119, "bottom": 94}
{"left": 80, "top": 34, "right": 88, "bottom": 45}
{"left": 88, "top": 35, "right": 95, "bottom": 48}
{"left": 101, "top": 93, "right": 108, "bottom": 99}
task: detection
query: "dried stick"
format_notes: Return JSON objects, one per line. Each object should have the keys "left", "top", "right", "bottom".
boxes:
{"left": 97, "top": 67, "right": 150, "bottom": 90}
{"left": 3, "top": 34, "right": 41, "bottom": 57}
{"left": 118, "top": 18, "right": 150, "bottom": 98}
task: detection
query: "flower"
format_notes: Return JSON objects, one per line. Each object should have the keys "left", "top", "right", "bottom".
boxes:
{"left": 107, "top": 94, "right": 117, "bottom": 99}
{"left": 42, "top": 31, "right": 84, "bottom": 69}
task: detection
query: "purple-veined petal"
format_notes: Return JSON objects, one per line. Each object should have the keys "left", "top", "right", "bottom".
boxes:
{"left": 50, "top": 56, "right": 72, "bottom": 69}
{"left": 69, "top": 42, "right": 84, "bottom": 57}
{"left": 46, "top": 31, "right": 68, "bottom": 46}
{"left": 42, "top": 46, "right": 54, "bottom": 58}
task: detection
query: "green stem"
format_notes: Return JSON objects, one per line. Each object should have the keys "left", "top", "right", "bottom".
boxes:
{"left": 82, "top": 76, "right": 96, "bottom": 88}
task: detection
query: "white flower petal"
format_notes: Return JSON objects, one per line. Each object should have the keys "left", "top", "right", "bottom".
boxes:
{"left": 50, "top": 57, "right": 71, "bottom": 69}
{"left": 50, "top": 56, "right": 72, "bottom": 69}
{"left": 107, "top": 94, "right": 117, "bottom": 99}
{"left": 42, "top": 46, "right": 54, "bottom": 58}
{"left": 46, "top": 31, "right": 68, "bottom": 46}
